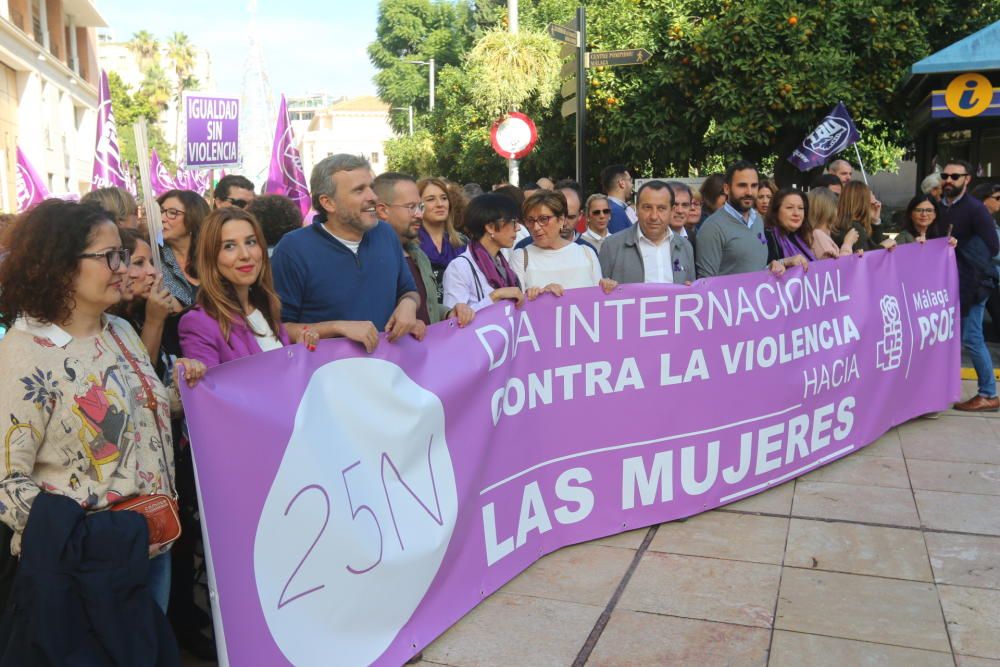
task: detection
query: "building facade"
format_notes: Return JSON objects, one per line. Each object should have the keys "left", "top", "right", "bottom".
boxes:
{"left": 299, "top": 96, "right": 396, "bottom": 178}
{"left": 1, "top": 0, "right": 104, "bottom": 209}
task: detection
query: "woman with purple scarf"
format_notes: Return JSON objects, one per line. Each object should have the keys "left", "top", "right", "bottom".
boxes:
{"left": 764, "top": 188, "right": 814, "bottom": 272}
{"left": 443, "top": 193, "right": 526, "bottom": 312}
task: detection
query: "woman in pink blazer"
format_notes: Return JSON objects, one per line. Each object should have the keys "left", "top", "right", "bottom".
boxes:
{"left": 179, "top": 207, "right": 317, "bottom": 367}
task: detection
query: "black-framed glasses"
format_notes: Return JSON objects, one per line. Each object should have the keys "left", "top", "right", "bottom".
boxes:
{"left": 224, "top": 197, "right": 250, "bottom": 209}
{"left": 388, "top": 202, "right": 425, "bottom": 215}
{"left": 79, "top": 248, "right": 130, "bottom": 271}
{"left": 590, "top": 208, "right": 611, "bottom": 216}
{"left": 913, "top": 207, "right": 936, "bottom": 215}
{"left": 160, "top": 207, "right": 185, "bottom": 220}
{"left": 940, "top": 173, "right": 968, "bottom": 181}
{"left": 525, "top": 214, "right": 557, "bottom": 227}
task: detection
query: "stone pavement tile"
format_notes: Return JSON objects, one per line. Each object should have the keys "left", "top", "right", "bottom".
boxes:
{"left": 792, "top": 480, "right": 920, "bottom": 527}
{"left": 853, "top": 429, "right": 903, "bottom": 458}
{"left": 956, "top": 656, "right": 1000, "bottom": 666}
{"left": 421, "top": 592, "right": 600, "bottom": 667}
{"left": 925, "top": 532, "right": 1000, "bottom": 589}
{"left": 908, "top": 460, "right": 1000, "bottom": 496}
{"left": 775, "top": 569, "right": 950, "bottom": 652}
{"left": 722, "top": 480, "right": 795, "bottom": 515}
{"left": 784, "top": 518, "right": 932, "bottom": 581}
{"left": 898, "top": 417, "right": 1000, "bottom": 464}
{"left": 800, "top": 454, "right": 910, "bottom": 489}
{"left": 498, "top": 543, "right": 635, "bottom": 607}
{"left": 649, "top": 511, "right": 788, "bottom": 565}
{"left": 591, "top": 527, "right": 648, "bottom": 550}
{"left": 939, "top": 585, "right": 1000, "bottom": 660}
{"left": 769, "top": 630, "right": 953, "bottom": 667}
{"left": 586, "top": 609, "right": 769, "bottom": 666}
{"left": 618, "top": 552, "right": 780, "bottom": 629}
{"left": 915, "top": 490, "right": 1000, "bottom": 536}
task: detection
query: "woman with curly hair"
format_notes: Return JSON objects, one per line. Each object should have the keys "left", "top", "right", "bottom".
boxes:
{"left": 0, "top": 199, "right": 205, "bottom": 613}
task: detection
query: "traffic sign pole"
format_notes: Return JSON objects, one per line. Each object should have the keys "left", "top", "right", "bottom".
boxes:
{"left": 576, "top": 6, "right": 586, "bottom": 189}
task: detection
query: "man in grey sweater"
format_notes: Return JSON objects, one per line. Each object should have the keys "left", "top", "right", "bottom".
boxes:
{"left": 695, "top": 160, "right": 786, "bottom": 279}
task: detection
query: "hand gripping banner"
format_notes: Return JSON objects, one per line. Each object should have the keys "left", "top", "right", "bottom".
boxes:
{"left": 181, "top": 241, "right": 959, "bottom": 666}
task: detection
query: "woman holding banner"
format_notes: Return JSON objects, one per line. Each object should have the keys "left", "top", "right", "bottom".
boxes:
{"left": 0, "top": 200, "right": 205, "bottom": 616}
{"left": 158, "top": 189, "right": 210, "bottom": 308}
{"left": 178, "top": 207, "right": 318, "bottom": 368}
{"left": 764, "top": 188, "right": 815, "bottom": 269}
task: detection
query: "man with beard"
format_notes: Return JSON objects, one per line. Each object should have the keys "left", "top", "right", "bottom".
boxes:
{"left": 695, "top": 160, "right": 786, "bottom": 278}
{"left": 939, "top": 160, "right": 1000, "bottom": 412}
{"left": 271, "top": 155, "right": 422, "bottom": 353}
{"left": 373, "top": 171, "right": 473, "bottom": 327}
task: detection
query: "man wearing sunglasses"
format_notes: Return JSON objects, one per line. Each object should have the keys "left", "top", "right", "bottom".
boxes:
{"left": 940, "top": 160, "right": 1000, "bottom": 412}
{"left": 213, "top": 174, "right": 256, "bottom": 210}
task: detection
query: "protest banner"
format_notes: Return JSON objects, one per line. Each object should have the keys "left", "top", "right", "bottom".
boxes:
{"left": 183, "top": 93, "right": 241, "bottom": 168}
{"left": 181, "top": 241, "right": 959, "bottom": 666}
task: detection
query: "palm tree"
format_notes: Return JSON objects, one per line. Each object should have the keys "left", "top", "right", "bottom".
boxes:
{"left": 140, "top": 64, "right": 172, "bottom": 114}
{"left": 166, "top": 32, "right": 198, "bottom": 161}
{"left": 128, "top": 30, "right": 159, "bottom": 72}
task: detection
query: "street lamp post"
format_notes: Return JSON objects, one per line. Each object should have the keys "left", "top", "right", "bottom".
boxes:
{"left": 392, "top": 106, "right": 414, "bottom": 136}
{"left": 405, "top": 58, "right": 436, "bottom": 111}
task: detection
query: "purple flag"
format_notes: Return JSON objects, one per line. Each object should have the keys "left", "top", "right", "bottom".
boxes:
{"left": 175, "top": 169, "right": 194, "bottom": 190}
{"left": 265, "top": 95, "right": 310, "bottom": 215}
{"left": 91, "top": 70, "right": 127, "bottom": 190}
{"left": 149, "top": 149, "right": 177, "bottom": 196}
{"left": 182, "top": 241, "right": 959, "bottom": 666}
{"left": 15, "top": 147, "right": 50, "bottom": 212}
{"left": 787, "top": 102, "right": 861, "bottom": 172}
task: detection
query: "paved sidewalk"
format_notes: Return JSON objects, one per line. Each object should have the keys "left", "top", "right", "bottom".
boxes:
{"left": 415, "top": 380, "right": 1000, "bottom": 667}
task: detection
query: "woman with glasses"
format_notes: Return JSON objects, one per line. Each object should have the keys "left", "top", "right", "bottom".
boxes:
{"left": 417, "top": 178, "right": 467, "bottom": 300}
{"left": 443, "top": 194, "right": 526, "bottom": 313}
{"left": 116, "top": 228, "right": 175, "bottom": 362}
{"left": 580, "top": 194, "right": 613, "bottom": 253}
{"left": 0, "top": 200, "right": 205, "bottom": 615}
{"left": 896, "top": 194, "right": 949, "bottom": 245}
{"left": 157, "top": 189, "right": 211, "bottom": 308}
{"left": 512, "top": 191, "right": 617, "bottom": 300}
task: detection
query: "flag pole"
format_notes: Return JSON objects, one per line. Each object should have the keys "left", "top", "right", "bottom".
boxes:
{"left": 853, "top": 144, "right": 869, "bottom": 186}
{"left": 133, "top": 119, "right": 163, "bottom": 270}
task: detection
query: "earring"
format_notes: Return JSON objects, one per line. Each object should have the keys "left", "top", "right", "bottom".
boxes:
{"left": 489, "top": 232, "right": 495, "bottom": 240}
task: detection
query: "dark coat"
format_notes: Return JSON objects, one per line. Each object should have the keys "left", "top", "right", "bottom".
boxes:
{"left": 956, "top": 233, "right": 999, "bottom": 316}
{"left": 0, "top": 493, "right": 180, "bottom": 667}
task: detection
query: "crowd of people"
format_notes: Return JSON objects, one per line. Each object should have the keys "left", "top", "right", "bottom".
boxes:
{"left": 0, "top": 152, "right": 997, "bottom": 663}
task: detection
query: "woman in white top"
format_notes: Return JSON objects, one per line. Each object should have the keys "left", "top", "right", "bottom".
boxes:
{"left": 179, "top": 208, "right": 319, "bottom": 367}
{"left": 512, "top": 190, "right": 617, "bottom": 299}
{"left": 443, "top": 193, "right": 526, "bottom": 312}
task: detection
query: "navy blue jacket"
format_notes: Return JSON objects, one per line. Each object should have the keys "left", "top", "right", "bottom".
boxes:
{"left": 608, "top": 199, "right": 632, "bottom": 234}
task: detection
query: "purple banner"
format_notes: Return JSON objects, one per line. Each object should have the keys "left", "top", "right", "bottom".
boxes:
{"left": 15, "top": 146, "right": 50, "bottom": 212}
{"left": 149, "top": 149, "right": 177, "bottom": 197}
{"left": 787, "top": 102, "right": 861, "bottom": 172}
{"left": 181, "top": 241, "right": 959, "bottom": 666}
{"left": 91, "top": 70, "right": 127, "bottom": 190}
{"left": 184, "top": 93, "right": 240, "bottom": 168}
{"left": 265, "top": 94, "right": 310, "bottom": 216}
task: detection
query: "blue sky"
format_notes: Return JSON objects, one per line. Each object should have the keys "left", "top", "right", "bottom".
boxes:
{"left": 98, "top": 0, "right": 380, "bottom": 98}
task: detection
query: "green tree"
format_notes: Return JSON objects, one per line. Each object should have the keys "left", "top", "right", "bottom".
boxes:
{"left": 109, "top": 72, "right": 174, "bottom": 176}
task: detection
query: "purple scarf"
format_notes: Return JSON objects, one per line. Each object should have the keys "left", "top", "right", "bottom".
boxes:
{"left": 469, "top": 240, "right": 520, "bottom": 290}
{"left": 419, "top": 227, "right": 465, "bottom": 269}
{"left": 777, "top": 229, "right": 816, "bottom": 261}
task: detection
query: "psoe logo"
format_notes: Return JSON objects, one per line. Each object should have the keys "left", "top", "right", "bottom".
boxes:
{"left": 254, "top": 358, "right": 459, "bottom": 667}
{"left": 876, "top": 295, "right": 903, "bottom": 372}
{"left": 944, "top": 73, "right": 994, "bottom": 118}
{"left": 804, "top": 117, "right": 850, "bottom": 158}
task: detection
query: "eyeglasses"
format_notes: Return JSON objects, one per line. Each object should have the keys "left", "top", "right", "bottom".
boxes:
{"left": 524, "top": 214, "right": 557, "bottom": 228}
{"left": 913, "top": 207, "right": 936, "bottom": 215}
{"left": 388, "top": 202, "right": 425, "bottom": 215}
{"left": 590, "top": 208, "right": 611, "bottom": 216}
{"left": 940, "top": 173, "right": 968, "bottom": 181}
{"left": 79, "top": 248, "right": 130, "bottom": 271}
{"left": 224, "top": 197, "right": 250, "bottom": 209}
{"left": 160, "top": 207, "right": 185, "bottom": 220}
{"left": 990, "top": 195, "right": 1000, "bottom": 202}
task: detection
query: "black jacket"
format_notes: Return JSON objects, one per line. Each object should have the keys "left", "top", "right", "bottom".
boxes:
{"left": 0, "top": 494, "right": 180, "bottom": 667}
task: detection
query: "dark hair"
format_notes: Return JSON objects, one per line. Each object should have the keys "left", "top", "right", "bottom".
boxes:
{"left": 523, "top": 190, "right": 568, "bottom": 219}
{"left": 372, "top": 171, "right": 417, "bottom": 203}
{"left": 0, "top": 200, "right": 115, "bottom": 327}
{"left": 724, "top": 160, "right": 758, "bottom": 185}
{"left": 494, "top": 184, "right": 525, "bottom": 210}
{"left": 665, "top": 181, "right": 692, "bottom": 198}
{"left": 118, "top": 227, "right": 149, "bottom": 255}
{"left": 944, "top": 159, "right": 974, "bottom": 176}
{"left": 812, "top": 173, "right": 842, "bottom": 189}
{"left": 247, "top": 194, "right": 304, "bottom": 247}
{"left": 214, "top": 174, "right": 255, "bottom": 202}
{"left": 765, "top": 188, "right": 812, "bottom": 246}
{"left": 156, "top": 189, "right": 211, "bottom": 250}
{"left": 555, "top": 179, "right": 582, "bottom": 200}
{"left": 699, "top": 174, "right": 726, "bottom": 211}
{"left": 460, "top": 193, "right": 521, "bottom": 241}
{"left": 637, "top": 180, "right": 675, "bottom": 206}
{"left": 600, "top": 164, "right": 628, "bottom": 194}
{"left": 902, "top": 194, "right": 942, "bottom": 238}
{"left": 971, "top": 182, "right": 1000, "bottom": 202}
{"left": 521, "top": 181, "right": 541, "bottom": 191}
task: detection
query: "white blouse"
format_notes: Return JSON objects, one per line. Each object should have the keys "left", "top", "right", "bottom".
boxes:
{"left": 247, "top": 309, "right": 283, "bottom": 351}
{"left": 442, "top": 249, "right": 497, "bottom": 312}
{"left": 511, "top": 242, "right": 602, "bottom": 290}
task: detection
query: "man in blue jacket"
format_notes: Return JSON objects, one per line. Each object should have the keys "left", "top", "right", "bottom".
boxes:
{"left": 600, "top": 164, "right": 635, "bottom": 234}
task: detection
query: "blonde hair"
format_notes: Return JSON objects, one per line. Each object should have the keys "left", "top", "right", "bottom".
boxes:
{"left": 808, "top": 188, "right": 838, "bottom": 232}
{"left": 835, "top": 181, "right": 873, "bottom": 238}
{"left": 417, "top": 177, "right": 464, "bottom": 248}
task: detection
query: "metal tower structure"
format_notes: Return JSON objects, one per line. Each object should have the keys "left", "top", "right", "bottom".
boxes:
{"left": 239, "top": 0, "right": 276, "bottom": 189}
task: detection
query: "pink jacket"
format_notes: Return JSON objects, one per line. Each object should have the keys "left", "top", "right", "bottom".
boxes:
{"left": 178, "top": 306, "right": 290, "bottom": 368}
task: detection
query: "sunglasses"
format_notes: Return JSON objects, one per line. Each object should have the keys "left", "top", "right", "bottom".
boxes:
{"left": 79, "top": 248, "right": 131, "bottom": 271}
{"left": 940, "top": 173, "right": 968, "bottom": 181}
{"left": 224, "top": 197, "right": 250, "bottom": 209}
{"left": 590, "top": 208, "right": 611, "bottom": 216}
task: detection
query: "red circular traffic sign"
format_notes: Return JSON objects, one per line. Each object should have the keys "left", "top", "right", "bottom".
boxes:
{"left": 490, "top": 112, "right": 538, "bottom": 160}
